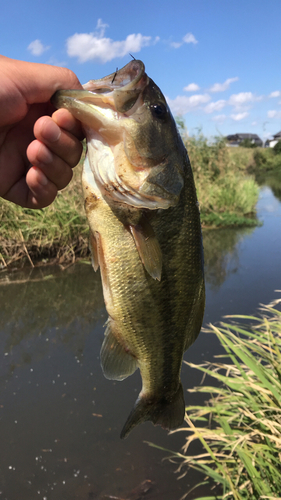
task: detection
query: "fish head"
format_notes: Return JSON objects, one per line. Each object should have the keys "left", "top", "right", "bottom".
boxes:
{"left": 52, "top": 60, "right": 185, "bottom": 210}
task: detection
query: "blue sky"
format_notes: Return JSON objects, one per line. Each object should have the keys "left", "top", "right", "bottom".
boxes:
{"left": 1, "top": 0, "right": 281, "bottom": 141}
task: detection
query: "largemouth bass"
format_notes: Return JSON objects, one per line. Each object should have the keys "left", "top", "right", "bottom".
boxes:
{"left": 52, "top": 60, "right": 205, "bottom": 439}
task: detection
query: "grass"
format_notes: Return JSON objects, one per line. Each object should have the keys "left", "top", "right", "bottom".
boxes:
{"left": 0, "top": 164, "right": 89, "bottom": 268}
{"left": 251, "top": 147, "right": 281, "bottom": 176}
{"left": 184, "top": 133, "right": 260, "bottom": 227}
{"left": 0, "top": 133, "right": 261, "bottom": 268}
{"left": 147, "top": 298, "right": 281, "bottom": 499}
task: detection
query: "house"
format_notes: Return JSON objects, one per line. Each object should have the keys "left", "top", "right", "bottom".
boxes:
{"left": 264, "top": 131, "right": 281, "bottom": 148}
{"left": 226, "top": 133, "right": 263, "bottom": 147}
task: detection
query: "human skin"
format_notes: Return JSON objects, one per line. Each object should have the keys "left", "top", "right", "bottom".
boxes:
{"left": 0, "top": 55, "right": 85, "bottom": 209}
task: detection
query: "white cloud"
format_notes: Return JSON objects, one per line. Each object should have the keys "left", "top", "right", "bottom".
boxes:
{"left": 67, "top": 19, "right": 158, "bottom": 63}
{"left": 269, "top": 91, "right": 281, "bottom": 98}
{"left": 263, "top": 131, "right": 272, "bottom": 138}
{"left": 228, "top": 92, "right": 254, "bottom": 106}
{"left": 204, "top": 100, "right": 226, "bottom": 114}
{"left": 28, "top": 39, "right": 50, "bottom": 56}
{"left": 267, "top": 110, "right": 281, "bottom": 119}
{"left": 170, "top": 32, "right": 198, "bottom": 48}
{"left": 183, "top": 33, "right": 198, "bottom": 44}
{"left": 46, "top": 57, "right": 67, "bottom": 67}
{"left": 212, "top": 114, "right": 227, "bottom": 123}
{"left": 230, "top": 112, "right": 249, "bottom": 121}
{"left": 228, "top": 92, "right": 262, "bottom": 109}
{"left": 170, "top": 42, "right": 182, "bottom": 49}
{"left": 209, "top": 77, "right": 239, "bottom": 93}
{"left": 268, "top": 110, "right": 277, "bottom": 118}
{"left": 184, "top": 83, "right": 200, "bottom": 92}
{"left": 166, "top": 94, "right": 210, "bottom": 115}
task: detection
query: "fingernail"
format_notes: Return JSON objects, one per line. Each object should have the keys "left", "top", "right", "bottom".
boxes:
{"left": 42, "top": 123, "right": 61, "bottom": 143}
{"left": 37, "top": 145, "right": 54, "bottom": 165}
{"left": 33, "top": 166, "right": 48, "bottom": 186}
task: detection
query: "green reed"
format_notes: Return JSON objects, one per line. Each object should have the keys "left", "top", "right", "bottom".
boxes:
{"left": 147, "top": 298, "right": 281, "bottom": 499}
{"left": 185, "top": 133, "right": 259, "bottom": 227}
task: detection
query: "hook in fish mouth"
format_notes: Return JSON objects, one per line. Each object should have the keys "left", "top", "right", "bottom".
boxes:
{"left": 51, "top": 60, "right": 149, "bottom": 115}
{"left": 51, "top": 59, "right": 184, "bottom": 211}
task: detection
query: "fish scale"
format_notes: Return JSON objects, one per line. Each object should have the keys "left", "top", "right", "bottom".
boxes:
{"left": 52, "top": 59, "right": 205, "bottom": 438}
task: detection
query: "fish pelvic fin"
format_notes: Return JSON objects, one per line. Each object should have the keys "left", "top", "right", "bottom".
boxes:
{"left": 129, "top": 217, "right": 162, "bottom": 281}
{"left": 89, "top": 231, "right": 99, "bottom": 271}
{"left": 100, "top": 320, "right": 138, "bottom": 381}
{"left": 120, "top": 383, "right": 185, "bottom": 439}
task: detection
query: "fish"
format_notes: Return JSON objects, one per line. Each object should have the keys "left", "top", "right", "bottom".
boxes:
{"left": 52, "top": 59, "right": 205, "bottom": 439}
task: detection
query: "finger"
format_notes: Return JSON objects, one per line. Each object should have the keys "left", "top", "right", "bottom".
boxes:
{"left": 25, "top": 166, "right": 58, "bottom": 209}
{"left": 27, "top": 141, "right": 73, "bottom": 190}
{"left": 32, "top": 115, "right": 83, "bottom": 167}
{"left": 4, "top": 167, "right": 58, "bottom": 209}
{"left": 52, "top": 108, "right": 84, "bottom": 140}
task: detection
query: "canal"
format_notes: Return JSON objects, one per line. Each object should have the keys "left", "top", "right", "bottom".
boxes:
{"left": 0, "top": 184, "right": 280, "bottom": 499}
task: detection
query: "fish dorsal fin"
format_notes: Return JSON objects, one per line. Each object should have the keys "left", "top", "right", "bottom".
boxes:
{"left": 100, "top": 319, "right": 138, "bottom": 381}
{"left": 129, "top": 217, "right": 162, "bottom": 281}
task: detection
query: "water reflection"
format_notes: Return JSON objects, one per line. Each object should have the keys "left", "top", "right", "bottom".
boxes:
{"left": 0, "top": 264, "right": 104, "bottom": 381}
{"left": 203, "top": 226, "right": 254, "bottom": 290}
{"left": 0, "top": 185, "right": 281, "bottom": 499}
{"left": 255, "top": 170, "right": 281, "bottom": 202}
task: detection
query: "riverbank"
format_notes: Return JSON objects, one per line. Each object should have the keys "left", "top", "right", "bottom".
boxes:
{"left": 186, "top": 135, "right": 259, "bottom": 227}
{"left": 0, "top": 137, "right": 260, "bottom": 269}
{"left": 0, "top": 164, "right": 89, "bottom": 269}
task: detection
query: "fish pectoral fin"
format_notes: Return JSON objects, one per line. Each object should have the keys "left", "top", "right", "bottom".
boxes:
{"left": 129, "top": 218, "right": 162, "bottom": 281}
{"left": 120, "top": 383, "right": 185, "bottom": 439}
{"left": 89, "top": 231, "right": 99, "bottom": 271}
{"left": 100, "top": 320, "right": 138, "bottom": 381}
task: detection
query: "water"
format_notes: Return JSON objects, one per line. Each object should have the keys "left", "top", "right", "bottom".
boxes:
{"left": 0, "top": 185, "right": 281, "bottom": 500}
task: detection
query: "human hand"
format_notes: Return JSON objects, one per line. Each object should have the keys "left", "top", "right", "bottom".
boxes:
{"left": 0, "top": 55, "right": 84, "bottom": 209}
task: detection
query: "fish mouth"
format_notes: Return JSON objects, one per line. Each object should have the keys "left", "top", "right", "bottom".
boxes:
{"left": 52, "top": 60, "right": 184, "bottom": 211}
{"left": 51, "top": 60, "right": 148, "bottom": 126}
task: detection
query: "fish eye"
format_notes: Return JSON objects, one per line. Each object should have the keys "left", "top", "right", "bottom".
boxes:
{"left": 150, "top": 103, "right": 167, "bottom": 119}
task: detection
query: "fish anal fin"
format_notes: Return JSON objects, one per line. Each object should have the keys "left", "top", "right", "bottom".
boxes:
{"left": 129, "top": 218, "right": 162, "bottom": 281}
{"left": 100, "top": 320, "right": 138, "bottom": 381}
{"left": 89, "top": 231, "right": 99, "bottom": 271}
{"left": 120, "top": 383, "right": 185, "bottom": 439}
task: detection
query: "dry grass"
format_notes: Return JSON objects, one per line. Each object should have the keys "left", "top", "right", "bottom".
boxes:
{"left": 0, "top": 136, "right": 260, "bottom": 268}
{"left": 0, "top": 163, "right": 89, "bottom": 268}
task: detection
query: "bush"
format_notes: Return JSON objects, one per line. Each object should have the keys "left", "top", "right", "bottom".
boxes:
{"left": 253, "top": 147, "right": 281, "bottom": 174}
{"left": 184, "top": 133, "right": 259, "bottom": 226}
{"left": 239, "top": 138, "right": 258, "bottom": 148}
{"left": 273, "top": 140, "right": 281, "bottom": 155}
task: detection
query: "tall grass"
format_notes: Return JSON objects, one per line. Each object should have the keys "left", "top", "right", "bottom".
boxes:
{"left": 252, "top": 147, "right": 281, "bottom": 175}
{"left": 0, "top": 165, "right": 89, "bottom": 268}
{"left": 184, "top": 133, "right": 259, "bottom": 227}
{"left": 0, "top": 133, "right": 260, "bottom": 267}
{"left": 147, "top": 298, "right": 281, "bottom": 499}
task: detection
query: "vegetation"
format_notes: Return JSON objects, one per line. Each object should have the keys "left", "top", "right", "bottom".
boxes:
{"left": 239, "top": 138, "right": 258, "bottom": 148}
{"left": 182, "top": 131, "right": 259, "bottom": 227}
{"left": 0, "top": 164, "right": 89, "bottom": 268}
{"left": 1, "top": 129, "right": 261, "bottom": 268}
{"left": 147, "top": 298, "right": 281, "bottom": 499}
{"left": 248, "top": 143, "right": 281, "bottom": 181}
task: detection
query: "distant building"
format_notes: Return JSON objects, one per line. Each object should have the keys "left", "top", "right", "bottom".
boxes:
{"left": 264, "top": 131, "right": 281, "bottom": 148}
{"left": 226, "top": 133, "right": 263, "bottom": 147}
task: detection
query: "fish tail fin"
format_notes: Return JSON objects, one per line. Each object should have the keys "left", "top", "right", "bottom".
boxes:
{"left": 120, "top": 383, "right": 185, "bottom": 439}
